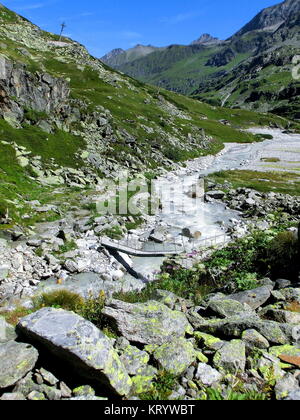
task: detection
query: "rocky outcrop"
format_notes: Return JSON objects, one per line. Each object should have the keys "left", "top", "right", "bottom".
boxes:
{"left": 0, "top": 341, "right": 38, "bottom": 389}
{"left": 0, "top": 56, "right": 70, "bottom": 124}
{"left": 17, "top": 308, "right": 132, "bottom": 396}
{"left": 102, "top": 299, "right": 192, "bottom": 345}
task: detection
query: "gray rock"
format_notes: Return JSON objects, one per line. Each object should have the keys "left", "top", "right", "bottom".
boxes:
{"left": 252, "top": 353, "right": 285, "bottom": 382}
{"left": 194, "top": 332, "right": 225, "bottom": 351}
{"left": 130, "top": 365, "right": 158, "bottom": 395}
{"left": 263, "top": 309, "right": 300, "bottom": 325}
{"left": 39, "top": 368, "right": 59, "bottom": 386}
{"left": 195, "top": 363, "right": 223, "bottom": 387}
{"left": 207, "top": 299, "right": 252, "bottom": 318}
{"left": 0, "top": 316, "right": 17, "bottom": 343}
{"left": 168, "top": 385, "right": 186, "bottom": 400}
{"left": 227, "top": 285, "right": 273, "bottom": 310}
{"left": 285, "top": 390, "right": 300, "bottom": 400}
{"left": 41, "top": 385, "right": 62, "bottom": 400}
{"left": 280, "top": 288, "right": 300, "bottom": 304}
{"left": 13, "top": 372, "right": 40, "bottom": 396}
{"left": 275, "top": 374, "right": 300, "bottom": 400}
{"left": 64, "top": 259, "right": 78, "bottom": 273}
{"left": 119, "top": 345, "right": 150, "bottom": 376}
{"left": 153, "top": 338, "right": 196, "bottom": 376}
{"left": 0, "top": 392, "right": 26, "bottom": 400}
{"left": 151, "top": 289, "right": 184, "bottom": 310}
{"left": 0, "top": 341, "right": 38, "bottom": 389}
{"left": 213, "top": 340, "right": 246, "bottom": 374}
{"left": 242, "top": 329, "right": 270, "bottom": 350}
{"left": 205, "top": 190, "right": 225, "bottom": 200}
{"left": 73, "top": 385, "right": 95, "bottom": 397}
{"left": 275, "top": 279, "right": 292, "bottom": 290}
{"left": 69, "top": 395, "right": 108, "bottom": 400}
{"left": 271, "top": 290, "right": 286, "bottom": 302}
{"left": 27, "top": 391, "right": 47, "bottom": 401}
{"left": 102, "top": 300, "right": 192, "bottom": 345}
{"left": 60, "top": 382, "right": 72, "bottom": 398}
{"left": 17, "top": 308, "right": 132, "bottom": 396}
{"left": 149, "top": 227, "right": 168, "bottom": 244}
{"left": 188, "top": 313, "right": 288, "bottom": 345}
{"left": 0, "top": 268, "right": 9, "bottom": 281}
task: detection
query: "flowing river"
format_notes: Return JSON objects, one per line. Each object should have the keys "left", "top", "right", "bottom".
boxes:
{"left": 125, "top": 128, "right": 300, "bottom": 282}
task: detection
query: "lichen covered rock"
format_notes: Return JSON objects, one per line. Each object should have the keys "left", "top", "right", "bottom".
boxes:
{"left": 242, "top": 329, "right": 270, "bottom": 350}
{"left": 17, "top": 308, "right": 132, "bottom": 396}
{"left": 119, "top": 345, "right": 150, "bottom": 376}
{"left": 102, "top": 299, "right": 192, "bottom": 345}
{"left": 153, "top": 338, "right": 196, "bottom": 376}
{"left": 213, "top": 340, "right": 246, "bottom": 374}
{"left": 227, "top": 285, "right": 273, "bottom": 310}
{"left": 0, "top": 341, "right": 38, "bottom": 389}
{"left": 207, "top": 299, "right": 252, "bottom": 318}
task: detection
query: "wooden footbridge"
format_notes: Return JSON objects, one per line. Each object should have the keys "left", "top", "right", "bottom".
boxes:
{"left": 100, "top": 233, "right": 228, "bottom": 258}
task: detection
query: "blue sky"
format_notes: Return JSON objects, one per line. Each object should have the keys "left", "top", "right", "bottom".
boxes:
{"left": 3, "top": 0, "right": 279, "bottom": 57}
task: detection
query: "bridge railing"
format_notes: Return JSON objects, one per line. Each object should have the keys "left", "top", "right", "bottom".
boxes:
{"left": 101, "top": 232, "right": 229, "bottom": 255}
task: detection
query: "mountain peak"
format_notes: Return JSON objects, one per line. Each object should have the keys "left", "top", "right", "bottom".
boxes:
{"left": 233, "top": 0, "right": 300, "bottom": 37}
{"left": 190, "top": 34, "right": 222, "bottom": 46}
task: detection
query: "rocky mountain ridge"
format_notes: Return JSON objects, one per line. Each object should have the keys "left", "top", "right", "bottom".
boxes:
{"left": 103, "top": 0, "right": 300, "bottom": 119}
{"left": 190, "top": 33, "right": 222, "bottom": 46}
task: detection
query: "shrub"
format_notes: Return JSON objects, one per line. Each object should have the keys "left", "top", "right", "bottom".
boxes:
{"left": 33, "top": 290, "right": 84, "bottom": 312}
{"left": 233, "top": 272, "right": 258, "bottom": 291}
{"left": 139, "top": 370, "right": 178, "bottom": 400}
{"left": 268, "top": 231, "right": 298, "bottom": 280}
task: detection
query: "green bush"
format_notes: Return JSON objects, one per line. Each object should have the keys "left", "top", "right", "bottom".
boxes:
{"left": 140, "top": 370, "right": 178, "bottom": 400}
{"left": 268, "top": 231, "right": 299, "bottom": 279}
{"left": 33, "top": 290, "right": 84, "bottom": 312}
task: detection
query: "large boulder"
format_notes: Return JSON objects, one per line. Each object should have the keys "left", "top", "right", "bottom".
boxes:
{"left": 17, "top": 308, "right": 132, "bottom": 396}
{"left": 102, "top": 300, "right": 192, "bottom": 345}
{"left": 227, "top": 285, "right": 273, "bottom": 310}
{"left": 207, "top": 299, "right": 252, "bottom": 318}
{"left": 188, "top": 313, "right": 289, "bottom": 345}
{"left": 0, "top": 341, "right": 38, "bottom": 389}
{"left": 242, "top": 329, "right": 270, "bottom": 350}
{"left": 213, "top": 340, "right": 246, "bottom": 374}
{"left": 153, "top": 338, "right": 196, "bottom": 376}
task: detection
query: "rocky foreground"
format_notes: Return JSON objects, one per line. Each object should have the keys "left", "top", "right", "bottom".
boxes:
{"left": 1, "top": 277, "right": 300, "bottom": 401}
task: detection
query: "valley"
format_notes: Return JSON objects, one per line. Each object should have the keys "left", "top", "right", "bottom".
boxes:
{"left": 0, "top": 0, "right": 300, "bottom": 403}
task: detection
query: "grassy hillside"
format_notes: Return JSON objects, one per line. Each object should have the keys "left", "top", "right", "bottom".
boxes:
{"left": 104, "top": 2, "right": 300, "bottom": 120}
{"left": 0, "top": 4, "right": 298, "bottom": 227}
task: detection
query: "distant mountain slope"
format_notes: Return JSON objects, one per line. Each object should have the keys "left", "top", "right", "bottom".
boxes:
{"left": 1, "top": 3, "right": 294, "bottom": 225}
{"left": 233, "top": 0, "right": 300, "bottom": 36}
{"left": 102, "top": 0, "right": 300, "bottom": 120}
{"left": 101, "top": 44, "right": 162, "bottom": 68}
{"left": 193, "top": 0, "right": 300, "bottom": 120}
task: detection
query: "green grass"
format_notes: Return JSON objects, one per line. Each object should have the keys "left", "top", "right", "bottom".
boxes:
{"left": 0, "top": 119, "right": 85, "bottom": 168}
{"left": 210, "top": 170, "right": 300, "bottom": 195}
